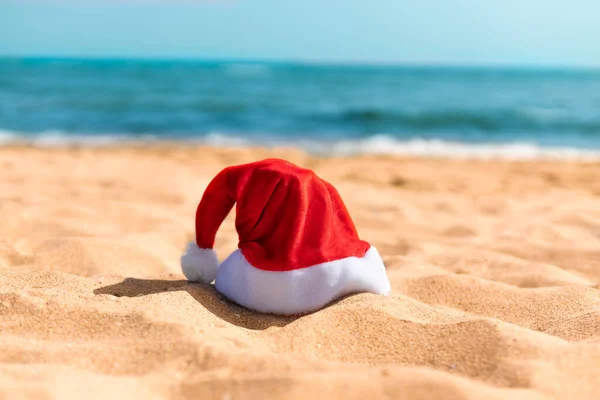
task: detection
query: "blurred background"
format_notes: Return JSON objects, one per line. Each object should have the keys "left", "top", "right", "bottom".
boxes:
{"left": 1, "top": 0, "right": 600, "bottom": 159}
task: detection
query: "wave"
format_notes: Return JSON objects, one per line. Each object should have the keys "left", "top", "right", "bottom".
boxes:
{"left": 322, "top": 108, "right": 600, "bottom": 133}
{"left": 2, "top": 130, "right": 600, "bottom": 161}
{"left": 308, "top": 135, "right": 600, "bottom": 160}
{"left": 0, "top": 130, "right": 133, "bottom": 146}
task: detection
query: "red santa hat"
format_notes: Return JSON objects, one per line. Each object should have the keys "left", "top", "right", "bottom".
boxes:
{"left": 180, "top": 158, "right": 391, "bottom": 315}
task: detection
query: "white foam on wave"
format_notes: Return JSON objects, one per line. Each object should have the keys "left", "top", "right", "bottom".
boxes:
{"left": 201, "top": 133, "right": 600, "bottom": 161}
{"left": 0, "top": 129, "right": 19, "bottom": 145}
{"left": 203, "top": 132, "right": 253, "bottom": 147}
{"left": 0, "top": 129, "right": 149, "bottom": 147}
{"left": 312, "top": 134, "right": 600, "bottom": 161}
{"left": 34, "top": 131, "right": 128, "bottom": 147}
{"left": 1, "top": 129, "right": 600, "bottom": 161}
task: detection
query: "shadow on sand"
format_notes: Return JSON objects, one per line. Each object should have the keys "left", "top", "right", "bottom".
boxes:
{"left": 93, "top": 277, "right": 302, "bottom": 330}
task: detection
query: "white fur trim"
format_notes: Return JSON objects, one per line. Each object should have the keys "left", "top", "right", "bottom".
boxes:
{"left": 214, "top": 246, "right": 391, "bottom": 315}
{"left": 180, "top": 242, "right": 219, "bottom": 284}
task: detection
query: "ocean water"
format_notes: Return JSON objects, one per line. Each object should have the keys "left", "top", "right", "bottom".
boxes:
{"left": 2, "top": 58, "right": 600, "bottom": 159}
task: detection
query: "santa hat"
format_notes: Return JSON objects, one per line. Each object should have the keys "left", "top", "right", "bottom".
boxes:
{"left": 180, "top": 158, "right": 391, "bottom": 315}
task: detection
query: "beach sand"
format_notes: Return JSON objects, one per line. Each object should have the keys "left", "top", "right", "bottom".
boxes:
{"left": 2, "top": 145, "right": 600, "bottom": 399}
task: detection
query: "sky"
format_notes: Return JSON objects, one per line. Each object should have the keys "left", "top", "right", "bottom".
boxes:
{"left": 1, "top": 0, "right": 599, "bottom": 67}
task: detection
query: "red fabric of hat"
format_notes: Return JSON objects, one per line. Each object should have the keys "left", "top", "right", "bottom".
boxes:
{"left": 194, "top": 158, "right": 371, "bottom": 272}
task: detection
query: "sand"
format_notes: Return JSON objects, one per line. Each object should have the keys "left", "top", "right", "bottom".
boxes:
{"left": 2, "top": 145, "right": 600, "bottom": 400}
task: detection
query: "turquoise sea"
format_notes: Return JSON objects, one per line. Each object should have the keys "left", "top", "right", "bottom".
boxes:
{"left": 2, "top": 58, "right": 600, "bottom": 158}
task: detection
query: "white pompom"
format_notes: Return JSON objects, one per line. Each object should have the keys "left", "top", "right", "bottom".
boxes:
{"left": 180, "top": 242, "right": 219, "bottom": 284}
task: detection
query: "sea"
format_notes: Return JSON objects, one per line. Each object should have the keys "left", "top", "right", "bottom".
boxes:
{"left": 2, "top": 58, "right": 600, "bottom": 159}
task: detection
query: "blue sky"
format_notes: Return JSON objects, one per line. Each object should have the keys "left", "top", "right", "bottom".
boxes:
{"left": 1, "top": 0, "right": 599, "bottom": 66}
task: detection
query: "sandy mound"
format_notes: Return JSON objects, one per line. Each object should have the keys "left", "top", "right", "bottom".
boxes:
{"left": 2, "top": 146, "right": 600, "bottom": 399}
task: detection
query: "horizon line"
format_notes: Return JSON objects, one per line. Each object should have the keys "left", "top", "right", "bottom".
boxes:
{"left": 2, "top": 54, "right": 600, "bottom": 71}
